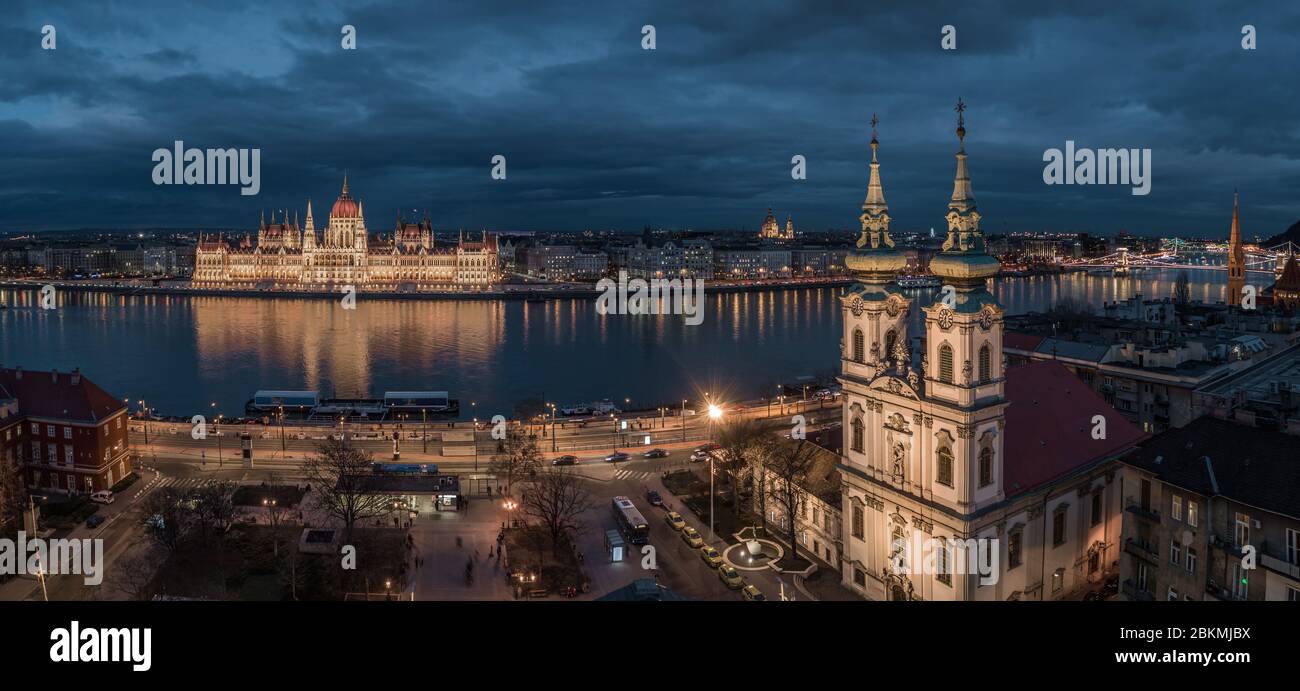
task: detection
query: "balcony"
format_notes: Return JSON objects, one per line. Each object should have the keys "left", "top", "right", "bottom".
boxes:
{"left": 1125, "top": 502, "right": 1161, "bottom": 523}
{"left": 1124, "top": 537, "right": 1160, "bottom": 564}
{"left": 1122, "top": 579, "right": 1154, "bottom": 601}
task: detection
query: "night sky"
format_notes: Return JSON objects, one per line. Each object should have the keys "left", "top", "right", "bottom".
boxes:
{"left": 2, "top": 1, "right": 1297, "bottom": 237}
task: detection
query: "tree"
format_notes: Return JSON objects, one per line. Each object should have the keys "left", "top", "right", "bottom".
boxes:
{"left": 301, "top": 438, "right": 389, "bottom": 541}
{"left": 488, "top": 426, "right": 542, "bottom": 497}
{"left": 519, "top": 466, "right": 595, "bottom": 556}
{"left": 110, "top": 550, "right": 160, "bottom": 601}
{"left": 139, "top": 487, "right": 193, "bottom": 552}
{"left": 716, "top": 418, "right": 763, "bottom": 516}
{"left": 760, "top": 437, "right": 821, "bottom": 564}
{"left": 1174, "top": 270, "right": 1191, "bottom": 305}
{"left": 0, "top": 455, "right": 26, "bottom": 535}
{"left": 190, "top": 481, "right": 236, "bottom": 545}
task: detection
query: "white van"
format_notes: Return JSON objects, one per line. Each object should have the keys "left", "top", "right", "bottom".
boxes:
{"left": 90, "top": 490, "right": 114, "bottom": 505}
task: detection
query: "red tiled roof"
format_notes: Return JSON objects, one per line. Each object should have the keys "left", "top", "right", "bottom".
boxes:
{"left": 0, "top": 368, "right": 126, "bottom": 424}
{"left": 1002, "top": 360, "right": 1146, "bottom": 496}
{"left": 1002, "top": 332, "right": 1044, "bottom": 353}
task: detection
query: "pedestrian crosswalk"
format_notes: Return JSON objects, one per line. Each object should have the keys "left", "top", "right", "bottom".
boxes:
{"left": 129, "top": 474, "right": 219, "bottom": 502}
{"left": 611, "top": 468, "right": 653, "bottom": 482}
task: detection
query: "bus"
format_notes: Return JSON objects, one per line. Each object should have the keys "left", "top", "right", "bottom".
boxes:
{"left": 611, "top": 496, "right": 650, "bottom": 545}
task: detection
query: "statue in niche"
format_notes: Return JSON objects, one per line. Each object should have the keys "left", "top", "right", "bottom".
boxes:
{"left": 891, "top": 442, "right": 905, "bottom": 480}
{"left": 963, "top": 359, "right": 973, "bottom": 384}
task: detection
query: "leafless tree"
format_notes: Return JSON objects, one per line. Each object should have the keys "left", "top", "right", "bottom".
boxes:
{"left": 760, "top": 437, "right": 821, "bottom": 564}
{"left": 190, "top": 481, "right": 236, "bottom": 545}
{"left": 716, "top": 418, "right": 763, "bottom": 516}
{"left": 110, "top": 551, "right": 160, "bottom": 601}
{"left": 488, "top": 426, "right": 542, "bottom": 497}
{"left": 140, "top": 487, "right": 193, "bottom": 552}
{"left": 1174, "top": 270, "right": 1191, "bottom": 305}
{"left": 0, "top": 454, "right": 26, "bottom": 534}
{"left": 301, "top": 438, "right": 389, "bottom": 541}
{"left": 519, "top": 466, "right": 595, "bottom": 556}
{"left": 262, "top": 475, "right": 291, "bottom": 559}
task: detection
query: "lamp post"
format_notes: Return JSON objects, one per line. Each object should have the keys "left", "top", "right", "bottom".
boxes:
{"left": 549, "top": 404, "right": 557, "bottom": 453}
{"left": 138, "top": 400, "right": 149, "bottom": 445}
{"left": 472, "top": 418, "right": 479, "bottom": 472}
{"left": 278, "top": 405, "right": 286, "bottom": 453}
{"left": 707, "top": 403, "right": 723, "bottom": 541}
{"left": 680, "top": 399, "right": 687, "bottom": 442}
{"left": 215, "top": 414, "right": 224, "bottom": 468}
{"left": 611, "top": 414, "right": 619, "bottom": 451}
{"left": 421, "top": 408, "right": 427, "bottom": 454}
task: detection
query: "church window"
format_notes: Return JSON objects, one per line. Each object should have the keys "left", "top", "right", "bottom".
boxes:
{"left": 852, "top": 329, "right": 865, "bottom": 363}
{"left": 851, "top": 417, "right": 864, "bottom": 453}
{"left": 937, "top": 446, "right": 954, "bottom": 488}
{"left": 978, "top": 344, "right": 991, "bottom": 383}
{"left": 939, "top": 344, "right": 954, "bottom": 383}
{"left": 884, "top": 329, "right": 897, "bottom": 362}
{"left": 978, "top": 447, "right": 993, "bottom": 488}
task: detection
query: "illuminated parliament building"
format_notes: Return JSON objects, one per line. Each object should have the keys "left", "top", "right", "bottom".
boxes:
{"left": 193, "top": 178, "right": 500, "bottom": 289}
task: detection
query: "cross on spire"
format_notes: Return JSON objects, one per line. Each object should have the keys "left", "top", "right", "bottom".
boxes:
{"left": 871, "top": 114, "right": 879, "bottom": 138}
{"left": 955, "top": 97, "right": 967, "bottom": 143}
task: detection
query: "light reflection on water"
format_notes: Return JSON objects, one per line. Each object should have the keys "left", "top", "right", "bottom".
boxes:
{"left": 0, "top": 268, "right": 1231, "bottom": 416}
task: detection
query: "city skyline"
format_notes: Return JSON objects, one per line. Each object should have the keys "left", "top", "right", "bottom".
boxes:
{"left": 2, "top": 1, "right": 1298, "bottom": 237}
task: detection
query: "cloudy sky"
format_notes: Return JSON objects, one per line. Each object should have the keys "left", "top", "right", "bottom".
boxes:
{"left": 2, "top": 1, "right": 1297, "bottom": 237}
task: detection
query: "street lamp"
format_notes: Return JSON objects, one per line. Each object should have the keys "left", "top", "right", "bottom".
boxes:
{"left": 421, "top": 408, "right": 427, "bottom": 453}
{"left": 680, "top": 398, "right": 687, "bottom": 442}
{"left": 472, "top": 417, "right": 479, "bottom": 472}
{"left": 278, "top": 405, "right": 286, "bottom": 453}
{"left": 706, "top": 402, "right": 723, "bottom": 541}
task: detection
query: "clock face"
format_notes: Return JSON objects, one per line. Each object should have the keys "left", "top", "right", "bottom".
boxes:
{"left": 938, "top": 308, "right": 954, "bottom": 330}
{"left": 979, "top": 310, "right": 994, "bottom": 329}
{"left": 850, "top": 297, "right": 864, "bottom": 317}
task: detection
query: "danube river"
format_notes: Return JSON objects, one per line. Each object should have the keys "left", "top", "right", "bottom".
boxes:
{"left": 0, "top": 268, "right": 1235, "bottom": 418}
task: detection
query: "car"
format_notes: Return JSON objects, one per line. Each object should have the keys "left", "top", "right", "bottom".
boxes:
{"left": 680, "top": 526, "right": 704, "bottom": 548}
{"left": 89, "top": 491, "right": 114, "bottom": 505}
{"left": 699, "top": 545, "right": 723, "bottom": 568}
{"left": 718, "top": 564, "right": 743, "bottom": 589}
{"left": 643, "top": 448, "right": 669, "bottom": 459}
{"left": 741, "top": 584, "right": 766, "bottom": 601}
{"left": 604, "top": 452, "right": 630, "bottom": 462}
{"left": 85, "top": 514, "right": 106, "bottom": 529}
{"left": 551, "top": 455, "right": 578, "bottom": 466}
{"left": 694, "top": 443, "right": 721, "bottom": 453}
{"left": 645, "top": 490, "right": 663, "bottom": 506}
{"left": 664, "top": 511, "right": 686, "bottom": 531}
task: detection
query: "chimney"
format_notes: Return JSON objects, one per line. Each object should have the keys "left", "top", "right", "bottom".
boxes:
{"left": 71, "top": 368, "right": 81, "bottom": 386}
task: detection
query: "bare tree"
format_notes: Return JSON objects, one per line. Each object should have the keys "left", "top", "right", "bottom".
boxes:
{"left": 1174, "top": 270, "right": 1191, "bottom": 305}
{"left": 0, "top": 454, "right": 25, "bottom": 534}
{"left": 519, "top": 466, "right": 595, "bottom": 556}
{"left": 139, "top": 487, "right": 192, "bottom": 552}
{"left": 301, "top": 438, "right": 389, "bottom": 541}
{"left": 190, "top": 481, "right": 236, "bottom": 545}
{"left": 111, "top": 550, "right": 160, "bottom": 601}
{"left": 716, "top": 418, "right": 763, "bottom": 516}
{"left": 262, "top": 475, "right": 291, "bottom": 559}
{"left": 488, "top": 426, "right": 542, "bottom": 497}
{"left": 761, "top": 437, "right": 821, "bottom": 564}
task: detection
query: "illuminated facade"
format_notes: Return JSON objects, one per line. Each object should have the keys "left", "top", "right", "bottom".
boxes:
{"left": 193, "top": 178, "right": 500, "bottom": 289}
{"left": 759, "top": 208, "right": 795, "bottom": 240}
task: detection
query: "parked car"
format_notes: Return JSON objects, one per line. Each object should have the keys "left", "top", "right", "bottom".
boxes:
{"left": 680, "top": 526, "right": 704, "bottom": 548}
{"left": 741, "top": 584, "right": 767, "bottom": 601}
{"left": 718, "top": 564, "right": 743, "bottom": 589}
{"left": 89, "top": 491, "right": 114, "bottom": 505}
{"left": 643, "top": 448, "right": 669, "bottom": 459}
{"left": 699, "top": 545, "right": 723, "bottom": 568}
{"left": 664, "top": 511, "right": 686, "bottom": 531}
{"left": 85, "top": 514, "right": 106, "bottom": 529}
{"left": 551, "top": 455, "right": 578, "bottom": 466}
{"left": 646, "top": 490, "right": 663, "bottom": 507}
{"left": 604, "top": 452, "right": 630, "bottom": 463}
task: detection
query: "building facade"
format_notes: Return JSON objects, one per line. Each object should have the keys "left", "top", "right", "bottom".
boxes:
{"left": 836, "top": 111, "right": 1145, "bottom": 600}
{"left": 193, "top": 179, "right": 500, "bottom": 290}
{"left": 0, "top": 367, "right": 132, "bottom": 495}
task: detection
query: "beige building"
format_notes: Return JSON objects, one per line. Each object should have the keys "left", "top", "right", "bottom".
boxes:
{"left": 835, "top": 110, "right": 1145, "bottom": 600}
{"left": 193, "top": 178, "right": 499, "bottom": 290}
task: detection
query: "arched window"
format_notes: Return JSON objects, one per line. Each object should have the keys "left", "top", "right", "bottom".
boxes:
{"left": 979, "top": 344, "right": 991, "bottom": 383}
{"left": 852, "top": 328, "right": 865, "bottom": 363}
{"left": 937, "top": 446, "right": 954, "bottom": 487}
{"left": 884, "top": 329, "right": 897, "bottom": 362}
{"left": 979, "top": 447, "right": 994, "bottom": 488}
{"left": 851, "top": 417, "right": 864, "bottom": 453}
{"left": 939, "top": 344, "right": 954, "bottom": 383}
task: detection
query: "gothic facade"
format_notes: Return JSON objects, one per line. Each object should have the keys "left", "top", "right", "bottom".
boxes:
{"left": 193, "top": 179, "right": 500, "bottom": 289}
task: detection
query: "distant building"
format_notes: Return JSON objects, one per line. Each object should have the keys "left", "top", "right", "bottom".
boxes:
{"left": 713, "top": 247, "right": 791, "bottom": 279}
{"left": 759, "top": 208, "right": 795, "bottom": 240}
{"left": 0, "top": 367, "right": 132, "bottom": 495}
{"left": 1119, "top": 416, "right": 1300, "bottom": 601}
{"left": 1226, "top": 193, "right": 1246, "bottom": 307}
{"left": 622, "top": 239, "right": 713, "bottom": 279}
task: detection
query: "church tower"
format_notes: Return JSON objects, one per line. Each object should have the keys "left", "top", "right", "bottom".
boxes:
{"left": 1226, "top": 192, "right": 1246, "bottom": 307}
{"left": 921, "top": 99, "right": 1007, "bottom": 510}
{"left": 841, "top": 115, "right": 911, "bottom": 386}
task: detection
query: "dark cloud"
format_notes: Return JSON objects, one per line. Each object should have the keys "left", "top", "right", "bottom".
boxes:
{"left": 1, "top": 0, "right": 1297, "bottom": 237}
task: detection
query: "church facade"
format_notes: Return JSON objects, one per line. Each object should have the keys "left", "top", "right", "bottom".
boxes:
{"left": 836, "top": 108, "right": 1146, "bottom": 600}
{"left": 193, "top": 178, "right": 500, "bottom": 290}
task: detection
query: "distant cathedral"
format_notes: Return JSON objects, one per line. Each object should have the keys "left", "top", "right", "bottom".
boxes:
{"left": 1226, "top": 192, "right": 1246, "bottom": 307}
{"left": 193, "top": 178, "right": 499, "bottom": 289}
{"left": 759, "top": 208, "right": 795, "bottom": 240}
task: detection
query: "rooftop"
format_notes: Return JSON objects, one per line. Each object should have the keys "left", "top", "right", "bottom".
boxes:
{"left": 0, "top": 367, "right": 125, "bottom": 423}
{"left": 1123, "top": 416, "right": 1300, "bottom": 519}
